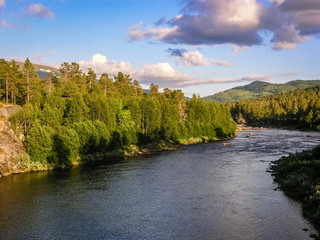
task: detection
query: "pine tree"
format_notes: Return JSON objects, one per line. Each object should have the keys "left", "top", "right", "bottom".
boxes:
{"left": 23, "top": 58, "right": 35, "bottom": 105}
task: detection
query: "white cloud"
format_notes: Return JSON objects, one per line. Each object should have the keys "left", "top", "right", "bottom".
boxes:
{"left": 0, "top": 0, "right": 6, "bottom": 8}
{"left": 173, "top": 51, "right": 232, "bottom": 67}
{"left": 25, "top": 3, "right": 55, "bottom": 19}
{"left": 79, "top": 54, "right": 268, "bottom": 88}
{"left": 129, "top": 22, "right": 179, "bottom": 42}
{"left": 1, "top": 19, "right": 29, "bottom": 29}
{"left": 133, "top": 62, "right": 194, "bottom": 87}
{"left": 231, "top": 44, "right": 250, "bottom": 56}
{"left": 79, "top": 53, "right": 135, "bottom": 75}
{"left": 133, "top": 63, "right": 268, "bottom": 87}
{"left": 272, "top": 42, "right": 296, "bottom": 50}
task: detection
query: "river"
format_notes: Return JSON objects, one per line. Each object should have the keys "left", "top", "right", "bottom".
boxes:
{"left": 0, "top": 129, "right": 320, "bottom": 239}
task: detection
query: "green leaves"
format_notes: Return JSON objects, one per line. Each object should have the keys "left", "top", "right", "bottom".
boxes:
{"left": 3, "top": 59, "right": 236, "bottom": 167}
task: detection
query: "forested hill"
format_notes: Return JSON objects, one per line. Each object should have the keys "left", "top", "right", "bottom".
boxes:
{"left": 226, "top": 86, "right": 320, "bottom": 131}
{"left": 203, "top": 80, "right": 320, "bottom": 103}
{"left": 0, "top": 58, "right": 236, "bottom": 174}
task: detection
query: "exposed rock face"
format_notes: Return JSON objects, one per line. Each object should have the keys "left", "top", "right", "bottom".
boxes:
{"left": 0, "top": 105, "right": 26, "bottom": 177}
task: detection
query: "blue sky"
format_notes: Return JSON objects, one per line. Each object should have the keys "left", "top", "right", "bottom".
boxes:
{"left": 1, "top": 0, "right": 319, "bottom": 97}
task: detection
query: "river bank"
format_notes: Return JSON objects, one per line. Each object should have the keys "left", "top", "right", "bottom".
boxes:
{"left": 1, "top": 133, "right": 236, "bottom": 178}
{"left": 270, "top": 146, "right": 320, "bottom": 239}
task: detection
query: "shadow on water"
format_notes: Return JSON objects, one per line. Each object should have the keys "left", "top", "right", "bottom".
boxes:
{"left": 0, "top": 128, "right": 320, "bottom": 239}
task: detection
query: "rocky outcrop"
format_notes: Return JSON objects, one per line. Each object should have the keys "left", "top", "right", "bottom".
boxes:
{"left": 0, "top": 104, "right": 26, "bottom": 177}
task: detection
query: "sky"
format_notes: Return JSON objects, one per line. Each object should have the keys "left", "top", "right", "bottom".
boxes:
{"left": 0, "top": 0, "right": 319, "bottom": 97}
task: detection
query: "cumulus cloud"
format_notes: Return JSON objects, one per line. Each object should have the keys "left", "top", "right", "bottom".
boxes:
{"left": 167, "top": 49, "right": 232, "bottom": 67}
{"left": 25, "top": 3, "right": 55, "bottom": 19}
{"left": 79, "top": 53, "right": 135, "bottom": 75}
{"left": 129, "top": 0, "right": 320, "bottom": 50}
{"left": 1, "top": 19, "right": 30, "bottom": 29}
{"left": 0, "top": 0, "right": 6, "bottom": 9}
{"left": 129, "top": 0, "right": 263, "bottom": 46}
{"left": 133, "top": 62, "right": 195, "bottom": 87}
{"left": 79, "top": 54, "right": 267, "bottom": 88}
{"left": 231, "top": 44, "right": 250, "bottom": 56}
{"left": 134, "top": 67, "right": 269, "bottom": 87}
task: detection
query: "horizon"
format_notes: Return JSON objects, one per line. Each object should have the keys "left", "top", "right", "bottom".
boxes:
{"left": 1, "top": 0, "right": 319, "bottom": 97}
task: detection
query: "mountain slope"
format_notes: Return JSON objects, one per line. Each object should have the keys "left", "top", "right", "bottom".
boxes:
{"left": 203, "top": 80, "right": 320, "bottom": 103}
{"left": 15, "top": 62, "right": 59, "bottom": 79}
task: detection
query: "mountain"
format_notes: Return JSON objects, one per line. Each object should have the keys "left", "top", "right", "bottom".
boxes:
{"left": 202, "top": 80, "right": 320, "bottom": 103}
{"left": 15, "top": 62, "right": 59, "bottom": 79}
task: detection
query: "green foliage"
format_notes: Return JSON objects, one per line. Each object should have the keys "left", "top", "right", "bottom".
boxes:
{"left": 25, "top": 121, "right": 54, "bottom": 165}
{"left": 3, "top": 59, "right": 236, "bottom": 168}
{"left": 16, "top": 153, "right": 50, "bottom": 172}
{"left": 53, "top": 127, "right": 81, "bottom": 166}
{"left": 271, "top": 146, "right": 320, "bottom": 233}
{"left": 227, "top": 86, "right": 320, "bottom": 131}
{"left": 203, "top": 80, "right": 320, "bottom": 103}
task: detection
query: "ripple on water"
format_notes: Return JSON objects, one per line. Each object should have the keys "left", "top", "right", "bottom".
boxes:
{"left": 0, "top": 128, "right": 319, "bottom": 240}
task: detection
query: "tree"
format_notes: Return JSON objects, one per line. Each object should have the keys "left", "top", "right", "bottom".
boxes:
{"left": 99, "top": 73, "right": 112, "bottom": 96}
{"left": 9, "top": 60, "right": 22, "bottom": 105}
{"left": 45, "top": 72, "right": 55, "bottom": 94}
{"left": 0, "top": 59, "right": 9, "bottom": 103}
{"left": 59, "top": 62, "right": 70, "bottom": 82}
{"left": 23, "top": 58, "right": 35, "bottom": 105}
{"left": 86, "top": 68, "right": 96, "bottom": 91}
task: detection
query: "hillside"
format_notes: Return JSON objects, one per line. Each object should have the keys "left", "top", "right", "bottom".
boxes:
{"left": 226, "top": 86, "right": 320, "bottom": 130}
{"left": 16, "top": 62, "right": 59, "bottom": 79}
{"left": 203, "top": 80, "right": 320, "bottom": 103}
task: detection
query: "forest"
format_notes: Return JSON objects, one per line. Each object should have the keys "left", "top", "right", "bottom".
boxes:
{"left": 0, "top": 58, "right": 236, "bottom": 170}
{"left": 203, "top": 80, "right": 320, "bottom": 103}
{"left": 226, "top": 86, "right": 320, "bottom": 131}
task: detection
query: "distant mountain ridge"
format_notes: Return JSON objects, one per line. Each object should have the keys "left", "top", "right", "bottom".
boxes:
{"left": 203, "top": 80, "right": 320, "bottom": 103}
{"left": 15, "top": 62, "right": 59, "bottom": 79}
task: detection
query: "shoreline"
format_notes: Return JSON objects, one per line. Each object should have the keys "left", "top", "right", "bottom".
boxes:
{"left": 1, "top": 135, "right": 236, "bottom": 178}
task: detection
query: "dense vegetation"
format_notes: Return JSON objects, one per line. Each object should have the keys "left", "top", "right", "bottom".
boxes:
{"left": 226, "top": 86, "right": 320, "bottom": 130}
{"left": 203, "top": 80, "right": 320, "bottom": 103}
{"left": 271, "top": 146, "right": 320, "bottom": 234}
{"left": 0, "top": 58, "right": 236, "bottom": 169}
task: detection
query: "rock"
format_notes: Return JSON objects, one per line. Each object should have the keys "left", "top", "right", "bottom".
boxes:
{"left": 0, "top": 104, "right": 26, "bottom": 177}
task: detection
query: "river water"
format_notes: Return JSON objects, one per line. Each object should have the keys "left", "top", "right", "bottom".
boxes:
{"left": 0, "top": 129, "right": 320, "bottom": 240}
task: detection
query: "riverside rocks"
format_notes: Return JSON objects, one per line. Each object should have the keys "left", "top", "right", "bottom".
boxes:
{"left": 0, "top": 105, "right": 26, "bottom": 177}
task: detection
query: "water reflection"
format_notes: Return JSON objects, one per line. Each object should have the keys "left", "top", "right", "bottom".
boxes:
{"left": 0, "top": 129, "right": 319, "bottom": 239}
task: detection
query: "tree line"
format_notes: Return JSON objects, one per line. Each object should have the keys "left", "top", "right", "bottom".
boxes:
{"left": 0, "top": 58, "right": 236, "bottom": 168}
{"left": 226, "top": 86, "right": 320, "bottom": 130}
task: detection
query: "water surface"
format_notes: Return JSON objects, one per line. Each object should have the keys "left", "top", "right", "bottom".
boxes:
{"left": 1, "top": 129, "right": 320, "bottom": 239}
